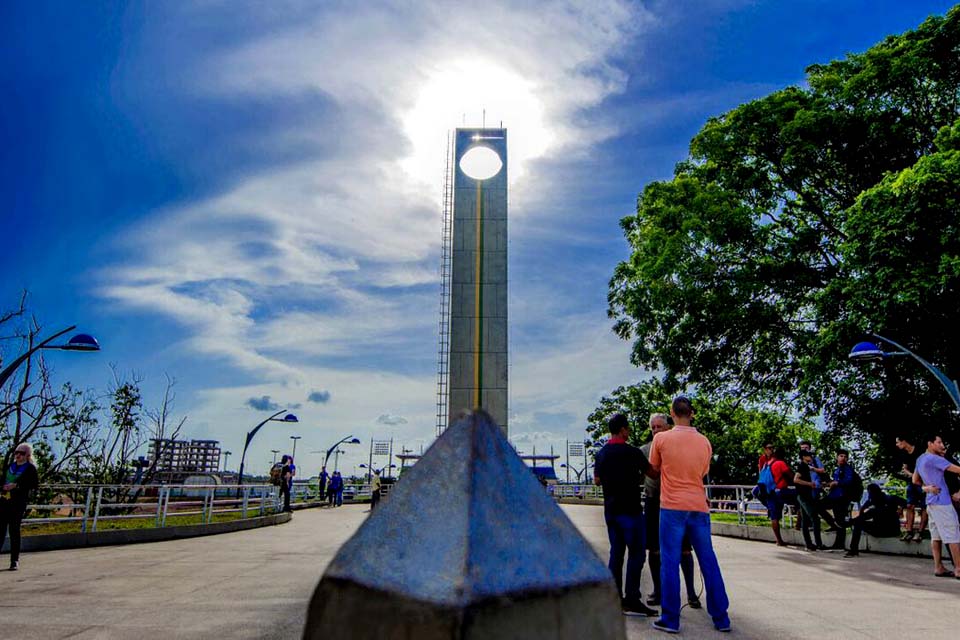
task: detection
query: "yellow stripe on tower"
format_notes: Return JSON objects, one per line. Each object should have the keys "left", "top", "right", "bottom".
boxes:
{"left": 474, "top": 180, "right": 483, "bottom": 407}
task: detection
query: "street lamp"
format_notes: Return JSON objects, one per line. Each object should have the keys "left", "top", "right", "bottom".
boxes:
{"left": 290, "top": 435, "right": 302, "bottom": 461}
{"left": 849, "top": 333, "right": 960, "bottom": 411}
{"left": 560, "top": 463, "right": 586, "bottom": 483}
{"left": 237, "top": 410, "right": 299, "bottom": 486}
{"left": 222, "top": 451, "right": 232, "bottom": 472}
{"left": 323, "top": 435, "right": 361, "bottom": 470}
{"left": 0, "top": 325, "right": 100, "bottom": 389}
{"left": 270, "top": 449, "right": 280, "bottom": 466}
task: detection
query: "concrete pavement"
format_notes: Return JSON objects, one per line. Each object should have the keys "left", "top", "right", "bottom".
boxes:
{"left": 0, "top": 503, "right": 957, "bottom": 639}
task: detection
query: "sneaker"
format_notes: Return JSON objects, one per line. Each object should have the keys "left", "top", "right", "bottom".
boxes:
{"left": 652, "top": 619, "right": 680, "bottom": 634}
{"left": 9, "top": 561, "right": 18, "bottom": 571}
{"left": 622, "top": 599, "right": 658, "bottom": 617}
{"left": 715, "top": 622, "right": 732, "bottom": 632}
{"left": 900, "top": 530, "right": 914, "bottom": 542}
{"left": 687, "top": 596, "right": 702, "bottom": 609}
{"left": 911, "top": 531, "right": 924, "bottom": 543}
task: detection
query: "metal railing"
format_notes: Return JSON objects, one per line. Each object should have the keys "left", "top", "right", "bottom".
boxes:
{"left": 21, "top": 484, "right": 285, "bottom": 533}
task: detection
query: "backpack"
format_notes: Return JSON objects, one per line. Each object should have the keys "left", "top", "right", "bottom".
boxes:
{"left": 269, "top": 463, "right": 284, "bottom": 486}
{"left": 752, "top": 463, "right": 776, "bottom": 502}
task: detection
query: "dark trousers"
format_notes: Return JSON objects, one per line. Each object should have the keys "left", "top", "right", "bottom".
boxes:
{"left": 318, "top": 486, "right": 326, "bottom": 501}
{"left": 371, "top": 489, "right": 381, "bottom": 509}
{"left": 824, "top": 498, "right": 850, "bottom": 548}
{"left": 605, "top": 510, "right": 645, "bottom": 601}
{"left": 849, "top": 511, "right": 900, "bottom": 553}
{"left": 280, "top": 484, "right": 291, "bottom": 512}
{"left": 0, "top": 502, "right": 25, "bottom": 564}
{"left": 797, "top": 494, "right": 823, "bottom": 548}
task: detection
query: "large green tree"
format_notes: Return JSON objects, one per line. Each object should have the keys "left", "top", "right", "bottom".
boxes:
{"left": 608, "top": 8, "right": 960, "bottom": 470}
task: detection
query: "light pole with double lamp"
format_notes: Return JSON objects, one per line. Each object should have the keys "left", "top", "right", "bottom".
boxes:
{"left": 237, "top": 411, "right": 299, "bottom": 487}
{"left": 848, "top": 333, "right": 960, "bottom": 411}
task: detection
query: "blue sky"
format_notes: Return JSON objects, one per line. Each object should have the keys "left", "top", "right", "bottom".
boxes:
{"left": 3, "top": 1, "right": 955, "bottom": 477}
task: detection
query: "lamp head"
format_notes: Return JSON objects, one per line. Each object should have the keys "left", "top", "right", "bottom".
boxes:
{"left": 62, "top": 333, "right": 100, "bottom": 352}
{"left": 282, "top": 413, "right": 299, "bottom": 423}
{"left": 349, "top": 437, "right": 360, "bottom": 444}
{"left": 848, "top": 341, "right": 885, "bottom": 363}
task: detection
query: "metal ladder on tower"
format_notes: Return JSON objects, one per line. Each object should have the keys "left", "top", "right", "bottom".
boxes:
{"left": 435, "top": 133, "right": 455, "bottom": 438}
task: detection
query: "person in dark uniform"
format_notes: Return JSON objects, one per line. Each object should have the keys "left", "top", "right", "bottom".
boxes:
{"left": 279, "top": 455, "right": 293, "bottom": 513}
{"left": 594, "top": 413, "right": 658, "bottom": 617}
{"left": 0, "top": 443, "right": 39, "bottom": 571}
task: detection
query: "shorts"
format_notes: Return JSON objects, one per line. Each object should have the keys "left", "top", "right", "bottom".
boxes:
{"left": 927, "top": 504, "right": 960, "bottom": 544}
{"left": 906, "top": 483, "right": 927, "bottom": 508}
{"left": 766, "top": 494, "right": 784, "bottom": 521}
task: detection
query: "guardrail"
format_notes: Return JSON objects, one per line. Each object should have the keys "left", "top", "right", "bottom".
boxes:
{"left": 548, "top": 483, "right": 906, "bottom": 526}
{"left": 22, "top": 484, "right": 285, "bottom": 533}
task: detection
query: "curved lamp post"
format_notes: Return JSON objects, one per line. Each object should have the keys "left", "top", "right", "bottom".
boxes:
{"left": 237, "top": 410, "right": 299, "bottom": 486}
{"left": 560, "top": 463, "right": 586, "bottom": 483}
{"left": 0, "top": 325, "right": 100, "bottom": 388}
{"left": 323, "top": 435, "right": 361, "bottom": 470}
{"left": 849, "top": 333, "right": 960, "bottom": 411}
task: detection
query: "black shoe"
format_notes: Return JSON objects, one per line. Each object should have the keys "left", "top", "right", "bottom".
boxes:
{"left": 646, "top": 595, "right": 661, "bottom": 607}
{"left": 843, "top": 551, "right": 859, "bottom": 558}
{"left": 622, "top": 599, "right": 658, "bottom": 617}
{"left": 687, "top": 596, "right": 702, "bottom": 609}
{"left": 805, "top": 544, "right": 818, "bottom": 551}
{"left": 652, "top": 619, "right": 680, "bottom": 634}
{"left": 9, "top": 561, "right": 19, "bottom": 571}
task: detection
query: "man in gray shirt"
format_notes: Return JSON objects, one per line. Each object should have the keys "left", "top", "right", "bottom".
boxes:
{"left": 641, "top": 413, "right": 699, "bottom": 608}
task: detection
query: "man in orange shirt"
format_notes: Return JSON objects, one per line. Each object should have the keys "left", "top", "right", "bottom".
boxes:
{"left": 649, "top": 396, "right": 730, "bottom": 634}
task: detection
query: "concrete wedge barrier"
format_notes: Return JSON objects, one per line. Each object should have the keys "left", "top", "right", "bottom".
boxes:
{"left": 303, "top": 410, "right": 624, "bottom": 639}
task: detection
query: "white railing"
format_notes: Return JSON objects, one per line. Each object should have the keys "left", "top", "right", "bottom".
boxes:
{"left": 22, "top": 484, "right": 285, "bottom": 533}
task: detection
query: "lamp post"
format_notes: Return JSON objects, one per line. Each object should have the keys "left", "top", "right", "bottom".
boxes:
{"left": 0, "top": 325, "right": 100, "bottom": 389}
{"left": 222, "top": 451, "right": 232, "bottom": 472}
{"left": 290, "top": 435, "right": 302, "bottom": 462}
{"left": 270, "top": 449, "right": 280, "bottom": 466}
{"left": 323, "top": 436, "right": 361, "bottom": 470}
{"left": 237, "top": 410, "right": 299, "bottom": 487}
{"left": 849, "top": 333, "right": 960, "bottom": 411}
{"left": 560, "top": 463, "right": 586, "bottom": 483}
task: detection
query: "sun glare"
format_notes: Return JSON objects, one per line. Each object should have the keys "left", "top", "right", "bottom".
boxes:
{"left": 400, "top": 59, "right": 551, "bottom": 194}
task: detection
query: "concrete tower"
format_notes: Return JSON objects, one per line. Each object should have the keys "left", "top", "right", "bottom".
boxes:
{"left": 447, "top": 128, "right": 508, "bottom": 434}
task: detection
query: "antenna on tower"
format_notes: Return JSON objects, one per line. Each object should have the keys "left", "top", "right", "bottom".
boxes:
{"left": 482, "top": 108, "right": 486, "bottom": 129}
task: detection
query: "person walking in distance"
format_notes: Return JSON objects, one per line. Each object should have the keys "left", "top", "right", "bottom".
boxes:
{"left": 371, "top": 469, "right": 382, "bottom": 510}
{"left": 649, "top": 396, "right": 731, "bottom": 634}
{"left": 594, "top": 413, "right": 659, "bottom": 617}
{"left": 641, "top": 413, "right": 700, "bottom": 609}
{"left": 279, "top": 455, "right": 293, "bottom": 513}
{"left": 318, "top": 466, "right": 329, "bottom": 503}
{"left": 0, "top": 443, "right": 39, "bottom": 571}
{"left": 913, "top": 433, "right": 960, "bottom": 578}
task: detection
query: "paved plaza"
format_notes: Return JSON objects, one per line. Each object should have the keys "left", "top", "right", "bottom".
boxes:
{"left": 0, "top": 504, "right": 956, "bottom": 639}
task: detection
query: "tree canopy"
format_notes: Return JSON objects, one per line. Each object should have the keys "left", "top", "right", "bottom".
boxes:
{"left": 607, "top": 7, "right": 960, "bottom": 470}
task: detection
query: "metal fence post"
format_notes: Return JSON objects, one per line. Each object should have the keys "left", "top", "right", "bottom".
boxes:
{"left": 91, "top": 487, "right": 104, "bottom": 532}
{"left": 161, "top": 488, "right": 171, "bottom": 527}
{"left": 207, "top": 487, "right": 215, "bottom": 524}
{"left": 242, "top": 486, "right": 249, "bottom": 519}
{"left": 80, "top": 487, "right": 93, "bottom": 534}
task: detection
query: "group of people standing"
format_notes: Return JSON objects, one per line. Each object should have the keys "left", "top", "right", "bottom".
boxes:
{"left": 593, "top": 396, "right": 731, "bottom": 635}
{"left": 757, "top": 433, "right": 960, "bottom": 578}
{"left": 316, "top": 466, "right": 345, "bottom": 507}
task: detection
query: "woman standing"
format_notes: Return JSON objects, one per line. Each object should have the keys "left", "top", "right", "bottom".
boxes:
{"left": 1, "top": 443, "right": 39, "bottom": 571}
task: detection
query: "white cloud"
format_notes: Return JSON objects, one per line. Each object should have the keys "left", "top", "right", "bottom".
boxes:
{"left": 100, "top": 0, "right": 655, "bottom": 458}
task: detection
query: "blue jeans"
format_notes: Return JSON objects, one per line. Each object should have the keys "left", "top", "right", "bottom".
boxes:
{"left": 659, "top": 508, "right": 730, "bottom": 631}
{"left": 605, "top": 511, "right": 645, "bottom": 600}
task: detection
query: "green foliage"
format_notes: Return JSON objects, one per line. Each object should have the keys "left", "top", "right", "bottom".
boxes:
{"left": 608, "top": 7, "right": 960, "bottom": 472}
{"left": 587, "top": 379, "right": 819, "bottom": 484}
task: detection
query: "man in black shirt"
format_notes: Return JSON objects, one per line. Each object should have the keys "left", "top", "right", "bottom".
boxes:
{"left": 895, "top": 435, "right": 927, "bottom": 542}
{"left": 793, "top": 451, "right": 825, "bottom": 550}
{"left": 845, "top": 484, "right": 907, "bottom": 557}
{"left": 594, "top": 413, "right": 658, "bottom": 617}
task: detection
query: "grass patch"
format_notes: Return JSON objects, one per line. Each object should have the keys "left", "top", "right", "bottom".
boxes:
{"left": 21, "top": 510, "right": 269, "bottom": 537}
{"left": 710, "top": 512, "right": 770, "bottom": 527}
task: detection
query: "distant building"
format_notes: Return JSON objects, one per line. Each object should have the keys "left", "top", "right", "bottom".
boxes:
{"left": 148, "top": 438, "right": 222, "bottom": 483}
